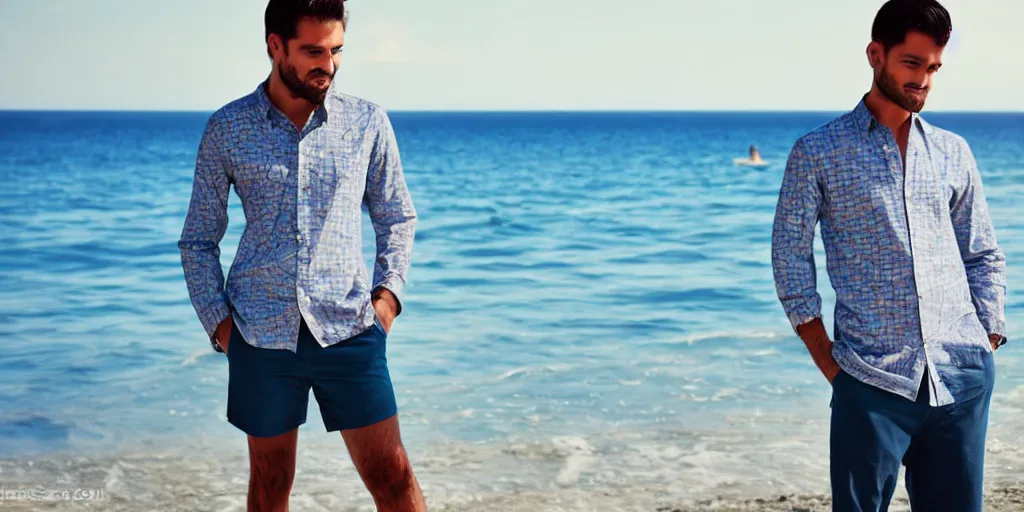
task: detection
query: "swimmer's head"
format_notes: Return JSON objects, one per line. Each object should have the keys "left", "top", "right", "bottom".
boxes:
{"left": 867, "top": 0, "right": 951, "bottom": 113}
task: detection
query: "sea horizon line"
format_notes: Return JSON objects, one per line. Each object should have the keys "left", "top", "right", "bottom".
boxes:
{"left": 1, "top": 108, "right": 1022, "bottom": 115}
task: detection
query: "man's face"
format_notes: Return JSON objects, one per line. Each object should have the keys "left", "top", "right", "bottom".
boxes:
{"left": 271, "top": 17, "right": 345, "bottom": 105}
{"left": 871, "top": 31, "right": 945, "bottom": 113}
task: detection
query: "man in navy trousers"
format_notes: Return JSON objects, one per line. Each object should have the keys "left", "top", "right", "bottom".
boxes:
{"left": 771, "top": 1, "right": 1007, "bottom": 510}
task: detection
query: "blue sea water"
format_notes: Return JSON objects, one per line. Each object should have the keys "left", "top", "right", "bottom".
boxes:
{"left": 0, "top": 110, "right": 1022, "bottom": 509}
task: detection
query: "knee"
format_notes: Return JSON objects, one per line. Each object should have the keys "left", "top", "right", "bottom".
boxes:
{"left": 361, "top": 448, "right": 415, "bottom": 502}
{"left": 249, "top": 452, "right": 296, "bottom": 507}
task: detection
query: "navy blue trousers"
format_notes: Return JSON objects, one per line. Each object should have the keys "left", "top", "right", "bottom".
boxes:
{"left": 830, "top": 354, "right": 995, "bottom": 511}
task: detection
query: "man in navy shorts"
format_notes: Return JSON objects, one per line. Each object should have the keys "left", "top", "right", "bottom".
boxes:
{"left": 178, "top": 1, "right": 425, "bottom": 510}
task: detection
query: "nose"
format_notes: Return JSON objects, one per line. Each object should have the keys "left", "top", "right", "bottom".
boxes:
{"left": 916, "top": 70, "right": 933, "bottom": 89}
{"left": 317, "top": 56, "right": 334, "bottom": 76}
{"left": 311, "top": 54, "right": 335, "bottom": 77}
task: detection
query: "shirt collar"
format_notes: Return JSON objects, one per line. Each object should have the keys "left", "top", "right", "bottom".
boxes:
{"left": 253, "top": 79, "right": 332, "bottom": 126}
{"left": 852, "top": 93, "right": 930, "bottom": 135}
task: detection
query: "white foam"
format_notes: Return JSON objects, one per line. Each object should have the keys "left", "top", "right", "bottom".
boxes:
{"left": 180, "top": 350, "right": 207, "bottom": 366}
{"left": 495, "top": 363, "right": 575, "bottom": 381}
{"left": 682, "top": 330, "right": 780, "bottom": 345}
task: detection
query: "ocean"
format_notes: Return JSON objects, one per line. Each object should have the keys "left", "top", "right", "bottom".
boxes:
{"left": 0, "top": 109, "right": 1021, "bottom": 510}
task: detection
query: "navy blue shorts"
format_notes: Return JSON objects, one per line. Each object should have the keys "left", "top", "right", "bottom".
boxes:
{"left": 225, "top": 318, "right": 397, "bottom": 438}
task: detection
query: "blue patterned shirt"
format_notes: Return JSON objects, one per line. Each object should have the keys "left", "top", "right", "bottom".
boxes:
{"left": 179, "top": 82, "right": 417, "bottom": 352}
{"left": 771, "top": 97, "right": 1006, "bottom": 406}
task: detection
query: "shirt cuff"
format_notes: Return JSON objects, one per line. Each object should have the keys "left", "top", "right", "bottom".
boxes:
{"left": 198, "top": 297, "right": 231, "bottom": 345}
{"left": 979, "top": 316, "right": 1006, "bottom": 340}
{"left": 788, "top": 312, "right": 820, "bottom": 333}
{"left": 982, "top": 316, "right": 1007, "bottom": 348}
{"left": 373, "top": 277, "right": 406, "bottom": 316}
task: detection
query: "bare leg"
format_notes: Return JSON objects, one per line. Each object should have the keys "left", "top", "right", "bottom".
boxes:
{"left": 247, "top": 428, "right": 299, "bottom": 512}
{"left": 341, "top": 415, "right": 426, "bottom": 511}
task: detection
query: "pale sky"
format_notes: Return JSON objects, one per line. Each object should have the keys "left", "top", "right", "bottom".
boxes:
{"left": 3, "top": 0, "right": 1021, "bottom": 111}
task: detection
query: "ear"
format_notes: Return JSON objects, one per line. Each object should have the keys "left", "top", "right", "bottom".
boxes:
{"left": 866, "top": 42, "right": 884, "bottom": 69}
{"left": 267, "top": 34, "right": 285, "bottom": 58}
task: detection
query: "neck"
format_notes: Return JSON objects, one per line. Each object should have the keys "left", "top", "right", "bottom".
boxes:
{"left": 266, "top": 69, "right": 317, "bottom": 127}
{"left": 864, "top": 86, "right": 911, "bottom": 135}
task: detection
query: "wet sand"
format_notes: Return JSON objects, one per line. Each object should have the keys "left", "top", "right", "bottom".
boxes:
{"left": 656, "top": 485, "right": 1024, "bottom": 511}
{"left": 1, "top": 449, "right": 1022, "bottom": 512}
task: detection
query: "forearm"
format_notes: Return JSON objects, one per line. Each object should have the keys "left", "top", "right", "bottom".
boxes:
{"left": 965, "top": 254, "right": 1006, "bottom": 337}
{"left": 772, "top": 243, "right": 823, "bottom": 333}
{"left": 371, "top": 213, "right": 416, "bottom": 314}
{"left": 366, "top": 106, "right": 416, "bottom": 315}
{"left": 179, "top": 243, "right": 231, "bottom": 336}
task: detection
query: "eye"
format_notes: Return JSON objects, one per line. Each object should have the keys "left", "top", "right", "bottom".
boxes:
{"left": 331, "top": 47, "right": 344, "bottom": 55}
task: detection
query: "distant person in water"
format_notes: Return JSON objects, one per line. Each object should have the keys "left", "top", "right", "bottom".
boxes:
{"left": 748, "top": 144, "right": 764, "bottom": 164}
{"left": 771, "top": 1, "right": 1005, "bottom": 510}
{"left": 735, "top": 144, "right": 766, "bottom": 166}
{"left": 178, "top": 0, "right": 425, "bottom": 510}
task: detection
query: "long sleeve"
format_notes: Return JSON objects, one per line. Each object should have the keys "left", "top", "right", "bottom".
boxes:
{"left": 364, "top": 107, "right": 417, "bottom": 315}
{"left": 771, "top": 138, "right": 824, "bottom": 330}
{"left": 178, "top": 116, "right": 232, "bottom": 339}
{"left": 950, "top": 141, "right": 1006, "bottom": 338}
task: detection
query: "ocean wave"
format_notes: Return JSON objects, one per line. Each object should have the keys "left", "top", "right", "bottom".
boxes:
{"left": 681, "top": 330, "right": 781, "bottom": 345}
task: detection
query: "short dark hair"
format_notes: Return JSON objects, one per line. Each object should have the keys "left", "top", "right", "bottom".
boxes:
{"left": 264, "top": 0, "right": 347, "bottom": 47}
{"left": 872, "top": 0, "right": 951, "bottom": 50}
